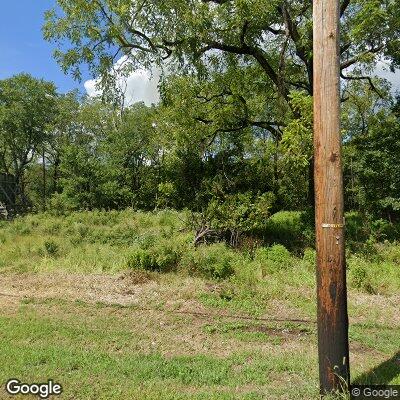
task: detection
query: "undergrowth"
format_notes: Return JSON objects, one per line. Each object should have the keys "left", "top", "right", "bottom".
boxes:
{"left": 0, "top": 210, "right": 399, "bottom": 300}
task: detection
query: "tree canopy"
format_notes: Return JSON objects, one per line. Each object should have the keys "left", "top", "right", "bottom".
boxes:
{"left": 1, "top": 0, "right": 400, "bottom": 230}
{"left": 44, "top": 0, "right": 400, "bottom": 101}
{"left": 0, "top": 74, "right": 58, "bottom": 208}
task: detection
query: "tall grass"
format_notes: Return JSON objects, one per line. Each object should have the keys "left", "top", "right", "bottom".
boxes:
{"left": 0, "top": 210, "right": 399, "bottom": 298}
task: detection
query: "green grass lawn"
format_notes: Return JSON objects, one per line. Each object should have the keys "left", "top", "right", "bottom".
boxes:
{"left": 0, "top": 299, "right": 319, "bottom": 399}
{"left": 0, "top": 210, "right": 399, "bottom": 399}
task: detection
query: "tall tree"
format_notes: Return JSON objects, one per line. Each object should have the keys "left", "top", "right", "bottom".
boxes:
{"left": 342, "top": 80, "right": 400, "bottom": 219}
{"left": 43, "top": 0, "right": 400, "bottom": 205}
{"left": 43, "top": 0, "right": 399, "bottom": 106}
{"left": 0, "top": 74, "right": 58, "bottom": 208}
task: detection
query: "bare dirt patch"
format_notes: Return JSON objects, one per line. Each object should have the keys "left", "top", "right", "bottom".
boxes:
{"left": 1, "top": 272, "right": 398, "bottom": 330}
{"left": 0, "top": 271, "right": 179, "bottom": 308}
{"left": 350, "top": 341, "right": 386, "bottom": 358}
{"left": 0, "top": 290, "right": 21, "bottom": 314}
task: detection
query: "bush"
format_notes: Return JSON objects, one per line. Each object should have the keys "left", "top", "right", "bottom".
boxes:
{"left": 152, "top": 243, "right": 180, "bottom": 272}
{"left": 181, "top": 243, "right": 236, "bottom": 280}
{"left": 254, "top": 244, "right": 293, "bottom": 274}
{"left": 378, "top": 243, "right": 400, "bottom": 264}
{"left": 370, "top": 219, "right": 399, "bottom": 241}
{"left": 345, "top": 212, "right": 369, "bottom": 244}
{"left": 231, "top": 256, "right": 262, "bottom": 287}
{"left": 47, "top": 192, "right": 86, "bottom": 216}
{"left": 126, "top": 248, "right": 156, "bottom": 271}
{"left": 200, "top": 192, "right": 276, "bottom": 246}
{"left": 262, "top": 211, "right": 312, "bottom": 252}
{"left": 126, "top": 240, "right": 183, "bottom": 273}
{"left": 348, "top": 257, "right": 376, "bottom": 294}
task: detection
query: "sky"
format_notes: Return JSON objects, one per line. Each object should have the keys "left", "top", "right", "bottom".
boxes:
{"left": 0, "top": 0, "right": 159, "bottom": 104}
{"left": 0, "top": 0, "right": 85, "bottom": 94}
{"left": 0, "top": 1, "right": 398, "bottom": 103}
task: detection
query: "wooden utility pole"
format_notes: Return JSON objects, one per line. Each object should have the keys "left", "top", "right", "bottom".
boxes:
{"left": 313, "top": 0, "right": 350, "bottom": 395}
{"left": 42, "top": 148, "right": 47, "bottom": 212}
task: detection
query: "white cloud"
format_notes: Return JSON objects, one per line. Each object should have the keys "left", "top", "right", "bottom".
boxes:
{"left": 85, "top": 56, "right": 400, "bottom": 106}
{"left": 123, "top": 68, "right": 161, "bottom": 106}
{"left": 84, "top": 60, "right": 160, "bottom": 106}
{"left": 83, "top": 79, "right": 101, "bottom": 97}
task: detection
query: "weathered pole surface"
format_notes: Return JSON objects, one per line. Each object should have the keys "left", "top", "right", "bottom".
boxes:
{"left": 42, "top": 148, "right": 47, "bottom": 212}
{"left": 313, "top": 0, "right": 350, "bottom": 395}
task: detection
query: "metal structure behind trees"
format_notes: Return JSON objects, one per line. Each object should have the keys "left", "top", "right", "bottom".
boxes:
{"left": 0, "top": 173, "right": 17, "bottom": 218}
{"left": 313, "top": 0, "right": 350, "bottom": 395}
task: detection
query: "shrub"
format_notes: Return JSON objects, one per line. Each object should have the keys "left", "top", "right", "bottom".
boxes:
{"left": 152, "top": 243, "right": 180, "bottom": 272}
{"left": 348, "top": 257, "right": 376, "bottom": 294}
{"left": 126, "top": 248, "right": 156, "bottom": 271}
{"left": 199, "top": 192, "right": 276, "bottom": 246}
{"left": 157, "top": 182, "right": 176, "bottom": 208}
{"left": 231, "top": 256, "right": 262, "bottom": 287}
{"left": 345, "top": 212, "right": 369, "bottom": 244}
{"left": 47, "top": 192, "right": 76, "bottom": 216}
{"left": 126, "top": 242, "right": 182, "bottom": 273}
{"left": 370, "top": 219, "right": 399, "bottom": 241}
{"left": 254, "top": 244, "right": 293, "bottom": 274}
{"left": 378, "top": 243, "right": 400, "bottom": 264}
{"left": 181, "top": 243, "right": 236, "bottom": 280}
{"left": 262, "top": 211, "right": 311, "bottom": 252}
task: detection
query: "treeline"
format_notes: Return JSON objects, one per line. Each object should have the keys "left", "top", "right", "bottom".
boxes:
{"left": 2, "top": 0, "right": 399, "bottom": 237}
{"left": 0, "top": 73, "right": 400, "bottom": 230}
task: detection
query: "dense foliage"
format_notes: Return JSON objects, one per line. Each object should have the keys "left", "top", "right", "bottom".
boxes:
{"left": 1, "top": 0, "right": 400, "bottom": 240}
{"left": 1, "top": 73, "right": 400, "bottom": 240}
{"left": 1, "top": 4, "right": 399, "bottom": 397}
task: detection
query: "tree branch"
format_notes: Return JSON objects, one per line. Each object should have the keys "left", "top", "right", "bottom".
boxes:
{"left": 240, "top": 20, "right": 249, "bottom": 45}
{"left": 340, "top": 0, "right": 351, "bottom": 17}
{"left": 196, "top": 91, "right": 233, "bottom": 103}
{"left": 197, "top": 41, "right": 284, "bottom": 98}
{"left": 279, "top": 4, "right": 313, "bottom": 93}
{"left": 250, "top": 121, "right": 283, "bottom": 139}
{"left": 95, "top": 0, "right": 172, "bottom": 59}
{"left": 340, "top": 72, "right": 384, "bottom": 98}
{"left": 340, "top": 44, "right": 385, "bottom": 70}
{"left": 340, "top": 43, "right": 351, "bottom": 54}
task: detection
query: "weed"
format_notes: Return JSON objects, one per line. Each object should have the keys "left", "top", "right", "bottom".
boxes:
{"left": 254, "top": 244, "right": 293, "bottom": 275}
{"left": 348, "top": 257, "right": 377, "bottom": 294}
{"left": 182, "top": 243, "right": 236, "bottom": 280}
{"left": 303, "top": 247, "right": 316, "bottom": 271}
{"left": 44, "top": 241, "right": 59, "bottom": 257}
